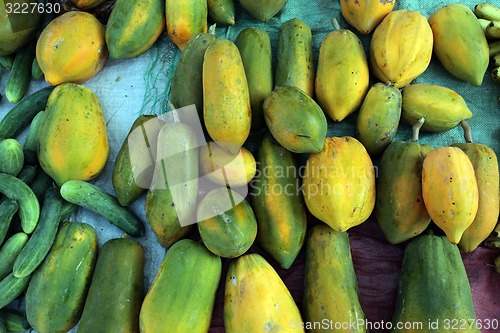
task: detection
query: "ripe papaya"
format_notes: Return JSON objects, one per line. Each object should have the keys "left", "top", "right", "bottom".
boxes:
{"left": 165, "top": 0, "right": 207, "bottom": 50}
{"left": 239, "top": 0, "right": 287, "bottom": 22}
{"left": 71, "top": 0, "right": 107, "bottom": 10}
{"left": 428, "top": 4, "right": 489, "bottom": 86}
{"left": 302, "top": 136, "right": 376, "bottom": 231}
{"left": 224, "top": 253, "right": 304, "bottom": 333}
{"left": 316, "top": 19, "right": 369, "bottom": 122}
{"left": 105, "top": 0, "right": 165, "bottom": 59}
{"left": 340, "top": 0, "right": 396, "bottom": 34}
{"left": 401, "top": 84, "right": 472, "bottom": 132}
{"left": 203, "top": 39, "right": 251, "bottom": 154}
{"left": 369, "top": 10, "right": 433, "bottom": 88}
{"left": 250, "top": 133, "right": 307, "bottom": 269}
{"left": 356, "top": 82, "right": 401, "bottom": 155}
{"left": 263, "top": 86, "right": 327, "bottom": 153}
{"left": 422, "top": 147, "right": 479, "bottom": 244}
{"left": 38, "top": 83, "right": 109, "bottom": 187}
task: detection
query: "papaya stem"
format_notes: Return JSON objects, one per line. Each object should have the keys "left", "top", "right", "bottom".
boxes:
{"left": 460, "top": 120, "right": 473, "bottom": 143}
{"left": 331, "top": 18, "right": 341, "bottom": 31}
{"left": 208, "top": 24, "right": 217, "bottom": 35}
{"left": 411, "top": 117, "right": 425, "bottom": 142}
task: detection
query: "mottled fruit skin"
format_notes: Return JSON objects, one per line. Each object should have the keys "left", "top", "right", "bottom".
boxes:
{"left": 401, "top": 84, "right": 472, "bottom": 132}
{"left": 375, "top": 141, "right": 433, "bottom": 244}
{"left": 166, "top": 0, "right": 207, "bottom": 50}
{"left": 369, "top": 10, "right": 433, "bottom": 88}
{"left": 263, "top": 86, "right": 327, "bottom": 153}
{"left": 452, "top": 143, "right": 499, "bottom": 253}
{"left": 303, "top": 225, "right": 368, "bottom": 333}
{"left": 340, "top": 0, "right": 396, "bottom": 34}
{"left": 302, "top": 136, "right": 376, "bottom": 231}
{"left": 428, "top": 4, "right": 489, "bottom": 86}
{"left": 356, "top": 82, "right": 401, "bottom": 155}
{"left": 0, "top": 0, "right": 40, "bottom": 55}
{"left": 239, "top": 0, "right": 287, "bottom": 22}
{"left": 391, "top": 234, "right": 481, "bottom": 333}
{"left": 207, "top": 0, "right": 235, "bottom": 25}
{"left": 316, "top": 25, "right": 369, "bottom": 122}
{"left": 422, "top": 147, "right": 479, "bottom": 244}
{"left": 224, "top": 253, "right": 304, "bottom": 333}
{"left": 38, "top": 83, "right": 109, "bottom": 187}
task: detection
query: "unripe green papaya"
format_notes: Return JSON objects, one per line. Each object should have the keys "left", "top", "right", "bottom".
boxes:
{"left": 263, "top": 86, "right": 327, "bottom": 153}
{"left": 356, "top": 83, "right": 401, "bottom": 155}
{"left": 207, "top": 0, "right": 235, "bottom": 26}
{"left": 239, "top": 0, "right": 287, "bottom": 22}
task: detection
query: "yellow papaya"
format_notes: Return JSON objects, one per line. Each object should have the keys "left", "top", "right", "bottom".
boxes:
{"left": 302, "top": 136, "right": 376, "bottom": 231}
{"left": 316, "top": 19, "right": 369, "bottom": 122}
{"left": 166, "top": 0, "right": 208, "bottom": 50}
{"left": 428, "top": 4, "right": 489, "bottom": 86}
{"left": 224, "top": 253, "right": 304, "bottom": 333}
{"left": 71, "top": 0, "right": 107, "bottom": 10}
{"left": 203, "top": 39, "right": 251, "bottom": 154}
{"left": 401, "top": 84, "right": 472, "bottom": 132}
{"left": 369, "top": 10, "right": 433, "bottom": 88}
{"left": 38, "top": 83, "right": 109, "bottom": 187}
{"left": 340, "top": 0, "right": 396, "bottom": 34}
{"left": 422, "top": 147, "right": 479, "bottom": 244}
{"left": 36, "top": 11, "right": 107, "bottom": 85}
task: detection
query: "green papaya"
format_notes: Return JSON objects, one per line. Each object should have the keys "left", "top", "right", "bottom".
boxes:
{"left": 0, "top": 0, "right": 41, "bottom": 55}
{"left": 207, "top": 0, "right": 235, "bottom": 25}
{"left": 239, "top": 0, "right": 287, "bottom": 22}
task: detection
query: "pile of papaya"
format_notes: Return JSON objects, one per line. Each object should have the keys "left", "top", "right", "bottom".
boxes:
{"left": 0, "top": 0, "right": 499, "bottom": 332}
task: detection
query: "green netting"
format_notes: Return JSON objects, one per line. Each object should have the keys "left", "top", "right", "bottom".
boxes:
{"left": 141, "top": 0, "right": 500, "bottom": 166}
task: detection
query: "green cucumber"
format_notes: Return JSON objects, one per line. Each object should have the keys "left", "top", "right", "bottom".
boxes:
{"left": 29, "top": 169, "right": 54, "bottom": 203}
{"left": 31, "top": 57, "right": 43, "bottom": 81}
{"left": 0, "top": 55, "right": 14, "bottom": 70}
{"left": 77, "top": 238, "right": 144, "bottom": 333}
{"left": 15, "top": 165, "right": 37, "bottom": 185}
{"left": 60, "top": 180, "right": 145, "bottom": 237}
{"left": 22, "top": 111, "right": 45, "bottom": 165}
{"left": 5, "top": 41, "right": 36, "bottom": 104}
{"left": 12, "top": 187, "right": 65, "bottom": 278}
{"left": 0, "top": 313, "right": 5, "bottom": 333}
{"left": 0, "top": 139, "right": 24, "bottom": 177}
{"left": 0, "top": 273, "right": 31, "bottom": 310}
{"left": 1, "top": 310, "right": 31, "bottom": 332}
{"left": 0, "top": 200, "right": 19, "bottom": 246}
{"left": 0, "top": 233, "right": 28, "bottom": 280}
{"left": 0, "top": 86, "right": 54, "bottom": 140}
{"left": 0, "top": 173, "right": 40, "bottom": 234}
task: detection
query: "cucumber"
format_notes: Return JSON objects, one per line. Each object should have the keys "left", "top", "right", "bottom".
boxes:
{"left": 0, "top": 173, "right": 40, "bottom": 234}
{"left": 12, "top": 187, "right": 64, "bottom": 278}
{"left": 0, "top": 139, "right": 24, "bottom": 177}
{"left": 22, "top": 111, "right": 45, "bottom": 165}
{"left": 15, "top": 165, "right": 37, "bottom": 185}
{"left": 31, "top": 57, "right": 43, "bottom": 81}
{"left": 0, "top": 200, "right": 19, "bottom": 246}
{"left": 0, "top": 313, "right": 5, "bottom": 333}
{"left": 0, "top": 86, "right": 54, "bottom": 140}
{"left": 0, "top": 233, "right": 28, "bottom": 280}
{"left": 5, "top": 41, "right": 36, "bottom": 104}
{"left": 0, "top": 55, "right": 14, "bottom": 70}
{"left": 77, "top": 238, "right": 144, "bottom": 333}
{"left": 0, "top": 310, "right": 31, "bottom": 332}
{"left": 60, "top": 180, "right": 145, "bottom": 237}
{"left": 28, "top": 169, "right": 54, "bottom": 203}
{"left": 0, "top": 273, "right": 31, "bottom": 310}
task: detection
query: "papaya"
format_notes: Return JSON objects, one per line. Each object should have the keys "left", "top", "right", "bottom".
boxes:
{"left": 275, "top": 18, "right": 314, "bottom": 97}
{"left": 38, "top": 83, "right": 109, "bottom": 187}
{"left": 391, "top": 234, "right": 480, "bottom": 333}
{"left": 401, "top": 84, "right": 472, "bottom": 132}
{"left": 239, "top": 0, "right": 287, "bottom": 22}
{"left": 369, "top": 10, "right": 433, "bottom": 88}
{"left": 428, "top": 4, "right": 489, "bottom": 86}
{"left": 375, "top": 139, "right": 434, "bottom": 244}
{"left": 25, "top": 222, "right": 97, "bottom": 333}
{"left": 203, "top": 39, "right": 251, "bottom": 154}
{"left": 198, "top": 142, "right": 256, "bottom": 187}
{"left": 197, "top": 187, "right": 257, "bottom": 258}
{"left": 105, "top": 0, "right": 165, "bottom": 59}
{"left": 303, "top": 225, "right": 368, "bottom": 333}
{"left": 356, "top": 82, "right": 402, "bottom": 155}
{"left": 316, "top": 19, "right": 369, "bottom": 122}
{"left": 36, "top": 11, "right": 107, "bottom": 85}
{"left": 112, "top": 115, "right": 164, "bottom": 206}
{"left": 207, "top": 0, "right": 235, "bottom": 26}
{"left": 340, "top": 0, "right": 396, "bottom": 34}
{"left": 224, "top": 253, "right": 304, "bottom": 333}
{"left": 263, "top": 86, "right": 327, "bottom": 153}
{"left": 452, "top": 139, "right": 499, "bottom": 253}
{"left": 71, "top": 0, "right": 107, "bottom": 9}
{"left": 250, "top": 133, "right": 307, "bottom": 269}
{"left": 165, "top": 0, "right": 208, "bottom": 50}
{"left": 139, "top": 239, "right": 221, "bottom": 333}
{"left": 235, "top": 28, "right": 273, "bottom": 130}
{"left": 145, "top": 123, "right": 198, "bottom": 248}
{"left": 302, "top": 136, "right": 376, "bottom": 231}
{"left": 422, "top": 147, "right": 479, "bottom": 244}
{"left": 0, "top": 0, "right": 40, "bottom": 56}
